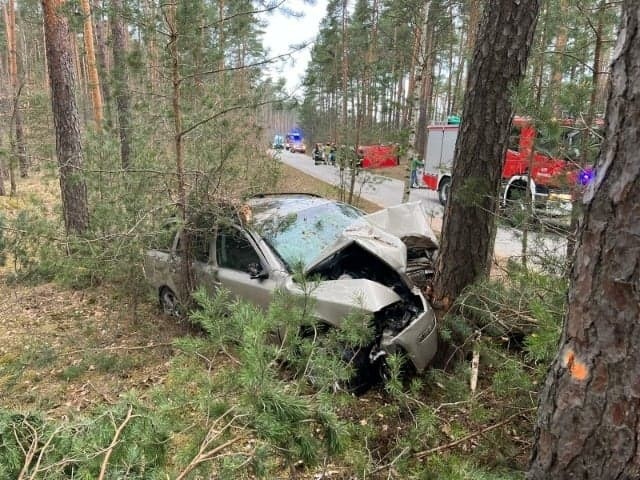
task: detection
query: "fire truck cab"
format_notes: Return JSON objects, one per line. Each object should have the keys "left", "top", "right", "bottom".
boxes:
{"left": 422, "top": 117, "right": 583, "bottom": 215}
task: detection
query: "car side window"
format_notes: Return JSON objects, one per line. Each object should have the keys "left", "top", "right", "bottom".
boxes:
{"left": 175, "top": 229, "right": 211, "bottom": 263}
{"left": 191, "top": 229, "right": 211, "bottom": 263}
{"left": 216, "top": 229, "right": 261, "bottom": 273}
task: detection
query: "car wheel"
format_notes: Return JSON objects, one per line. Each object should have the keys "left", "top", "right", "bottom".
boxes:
{"left": 160, "top": 287, "right": 182, "bottom": 318}
{"left": 343, "top": 344, "right": 383, "bottom": 395}
{"left": 438, "top": 177, "right": 451, "bottom": 206}
{"left": 504, "top": 182, "right": 529, "bottom": 226}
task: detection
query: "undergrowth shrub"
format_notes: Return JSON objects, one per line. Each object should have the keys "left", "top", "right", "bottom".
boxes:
{"left": 176, "top": 287, "right": 358, "bottom": 475}
{"left": 442, "top": 261, "right": 566, "bottom": 365}
{"left": 0, "top": 401, "right": 169, "bottom": 480}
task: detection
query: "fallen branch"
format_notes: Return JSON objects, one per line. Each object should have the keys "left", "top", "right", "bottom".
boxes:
{"left": 369, "top": 446, "right": 410, "bottom": 475}
{"left": 65, "top": 342, "right": 173, "bottom": 356}
{"left": 415, "top": 409, "right": 534, "bottom": 459}
{"left": 98, "top": 405, "right": 137, "bottom": 480}
{"left": 16, "top": 420, "right": 38, "bottom": 480}
{"left": 175, "top": 408, "right": 245, "bottom": 480}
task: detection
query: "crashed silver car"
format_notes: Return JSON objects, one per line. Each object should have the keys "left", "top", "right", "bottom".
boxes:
{"left": 144, "top": 194, "right": 439, "bottom": 373}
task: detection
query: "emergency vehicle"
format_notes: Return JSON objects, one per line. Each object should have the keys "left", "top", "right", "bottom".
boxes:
{"left": 422, "top": 117, "right": 594, "bottom": 214}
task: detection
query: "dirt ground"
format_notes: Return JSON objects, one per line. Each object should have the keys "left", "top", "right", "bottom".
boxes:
{"left": 0, "top": 280, "right": 192, "bottom": 416}
{"left": 277, "top": 163, "right": 383, "bottom": 213}
{"left": 367, "top": 163, "right": 408, "bottom": 183}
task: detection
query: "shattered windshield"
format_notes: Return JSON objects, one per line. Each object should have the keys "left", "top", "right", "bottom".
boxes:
{"left": 254, "top": 202, "right": 364, "bottom": 269}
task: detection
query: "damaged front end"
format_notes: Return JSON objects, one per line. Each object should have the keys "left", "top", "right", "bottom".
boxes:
{"left": 304, "top": 211, "right": 438, "bottom": 372}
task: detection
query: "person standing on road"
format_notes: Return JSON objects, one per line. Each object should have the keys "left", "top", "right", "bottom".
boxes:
{"left": 323, "top": 143, "right": 332, "bottom": 165}
{"left": 410, "top": 156, "right": 424, "bottom": 188}
{"left": 313, "top": 143, "right": 323, "bottom": 164}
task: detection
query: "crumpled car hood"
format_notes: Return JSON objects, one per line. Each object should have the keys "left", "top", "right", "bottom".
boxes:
{"left": 287, "top": 277, "right": 403, "bottom": 325}
{"left": 305, "top": 201, "right": 438, "bottom": 274}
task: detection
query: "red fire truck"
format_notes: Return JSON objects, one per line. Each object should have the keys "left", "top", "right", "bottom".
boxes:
{"left": 358, "top": 144, "right": 399, "bottom": 169}
{"left": 422, "top": 117, "right": 594, "bottom": 213}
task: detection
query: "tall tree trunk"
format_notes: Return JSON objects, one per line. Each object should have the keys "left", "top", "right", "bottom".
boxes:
{"left": 445, "top": 13, "right": 455, "bottom": 114}
{"left": 5, "top": 0, "right": 28, "bottom": 178}
{"left": 42, "top": 0, "right": 90, "bottom": 235}
{"left": 566, "top": 0, "right": 608, "bottom": 263}
{"left": 166, "top": 1, "right": 193, "bottom": 296}
{"left": 534, "top": 2, "right": 550, "bottom": 109}
{"left": 416, "top": 14, "right": 436, "bottom": 160}
{"left": 92, "top": 0, "right": 112, "bottom": 126}
{"left": 450, "top": 26, "right": 466, "bottom": 115}
{"left": 111, "top": 0, "right": 132, "bottom": 169}
{"left": 465, "top": 0, "right": 482, "bottom": 56}
{"left": 433, "top": 0, "right": 540, "bottom": 306}
{"left": 217, "top": 0, "right": 225, "bottom": 74}
{"left": 80, "top": 0, "right": 103, "bottom": 129}
{"left": 366, "top": 0, "right": 378, "bottom": 128}
{"left": 402, "top": 1, "right": 432, "bottom": 203}
{"left": 146, "top": 0, "right": 159, "bottom": 92}
{"left": 528, "top": 3, "right": 640, "bottom": 477}
{"left": 404, "top": 26, "right": 420, "bottom": 128}
{"left": 69, "top": 31, "right": 88, "bottom": 123}
{"left": 550, "top": 0, "right": 568, "bottom": 115}
{"left": 596, "top": 39, "right": 612, "bottom": 109}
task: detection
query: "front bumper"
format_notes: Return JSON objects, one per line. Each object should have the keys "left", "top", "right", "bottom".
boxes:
{"left": 379, "top": 297, "right": 438, "bottom": 372}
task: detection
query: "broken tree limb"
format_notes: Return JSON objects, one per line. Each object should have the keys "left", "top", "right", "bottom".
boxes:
{"left": 98, "top": 405, "right": 136, "bottom": 480}
{"left": 415, "top": 409, "right": 534, "bottom": 459}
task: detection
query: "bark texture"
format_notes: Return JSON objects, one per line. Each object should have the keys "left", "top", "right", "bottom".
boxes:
{"left": 402, "top": 0, "right": 431, "bottom": 203}
{"left": 433, "top": 0, "right": 540, "bottom": 304}
{"left": 42, "top": 0, "right": 89, "bottom": 234}
{"left": 111, "top": 0, "right": 132, "bottom": 169}
{"left": 527, "top": 3, "right": 640, "bottom": 478}
{"left": 80, "top": 0, "right": 103, "bottom": 129}
{"left": 5, "top": 0, "right": 28, "bottom": 178}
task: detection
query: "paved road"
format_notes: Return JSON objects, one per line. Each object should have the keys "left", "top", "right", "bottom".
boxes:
{"left": 277, "top": 149, "right": 567, "bottom": 261}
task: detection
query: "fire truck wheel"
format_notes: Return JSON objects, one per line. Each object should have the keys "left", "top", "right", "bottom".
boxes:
{"left": 438, "top": 177, "right": 451, "bottom": 206}
{"left": 504, "top": 183, "right": 529, "bottom": 225}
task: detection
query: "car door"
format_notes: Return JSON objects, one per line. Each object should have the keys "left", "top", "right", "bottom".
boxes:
{"left": 214, "top": 226, "right": 276, "bottom": 309}
{"left": 188, "top": 228, "right": 220, "bottom": 296}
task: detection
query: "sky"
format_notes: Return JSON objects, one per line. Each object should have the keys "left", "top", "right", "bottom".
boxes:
{"left": 261, "top": 0, "right": 328, "bottom": 95}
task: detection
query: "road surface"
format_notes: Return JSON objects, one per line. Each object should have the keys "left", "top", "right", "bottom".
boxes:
{"left": 277, "top": 149, "right": 567, "bottom": 262}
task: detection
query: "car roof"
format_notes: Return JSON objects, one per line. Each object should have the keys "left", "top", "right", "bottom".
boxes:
{"left": 245, "top": 194, "right": 341, "bottom": 224}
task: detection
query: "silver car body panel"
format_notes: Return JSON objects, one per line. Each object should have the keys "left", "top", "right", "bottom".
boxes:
{"left": 363, "top": 201, "right": 437, "bottom": 245}
{"left": 380, "top": 289, "right": 438, "bottom": 371}
{"left": 286, "top": 277, "right": 403, "bottom": 325}
{"left": 305, "top": 223, "right": 407, "bottom": 274}
{"left": 304, "top": 201, "right": 437, "bottom": 275}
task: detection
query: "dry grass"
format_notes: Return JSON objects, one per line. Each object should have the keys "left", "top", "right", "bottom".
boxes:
{"left": 367, "top": 161, "right": 409, "bottom": 183}
{"left": 275, "top": 163, "right": 382, "bottom": 213}
{"left": 0, "top": 174, "right": 60, "bottom": 220}
{"left": 0, "top": 280, "right": 191, "bottom": 416}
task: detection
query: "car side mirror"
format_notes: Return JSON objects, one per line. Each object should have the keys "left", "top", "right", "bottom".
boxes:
{"left": 248, "top": 263, "right": 268, "bottom": 280}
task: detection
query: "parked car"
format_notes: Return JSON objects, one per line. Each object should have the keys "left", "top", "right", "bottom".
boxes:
{"left": 144, "top": 194, "right": 438, "bottom": 381}
{"left": 272, "top": 134, "right": 285, "bottom": 150}
{"left": 290, "top": 140, "right": 307, "bottom": 153}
